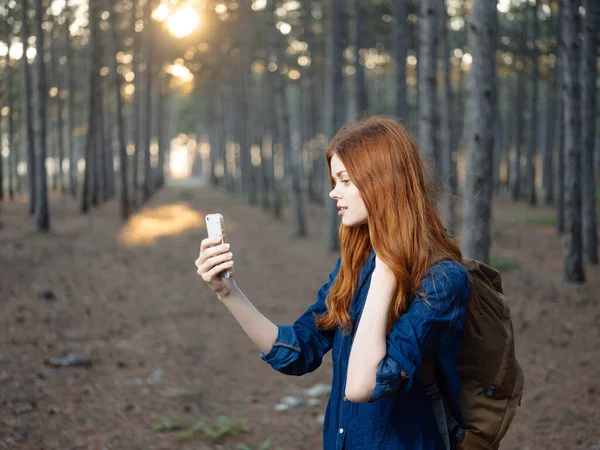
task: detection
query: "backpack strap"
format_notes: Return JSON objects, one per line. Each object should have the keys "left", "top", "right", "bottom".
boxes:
{"left": 423, "top": 379, "right": 451, "bottom": 450}
{"left": 422, "top": 356, "right": 465, "bottom": 449}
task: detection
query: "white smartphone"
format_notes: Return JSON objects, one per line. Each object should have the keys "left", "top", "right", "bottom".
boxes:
{"left": 205, "top": 213, "right": 233, "bottom": 279}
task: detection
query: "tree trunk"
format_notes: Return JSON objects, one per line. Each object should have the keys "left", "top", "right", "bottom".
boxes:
{"left": 266, "top": 0, "right": 282, "bottom": 218}
{"left": 52, "top": 24, "right": 65, "bottom": 195}
{"left": 418, "top": 0, "right": 438, "bottom": 175}
{"left": 220, "top": 86, "right": 234, "bottom": 194}
{"left": 325, "top": 0, "right": 346, "bottom": 252}
{"left": 526, "top": 1, "right": 539, "bottom": 205}
{"left": 132, "top": 2, "right": 142, "bottom": 207}
{"left": 543, "top": 74, "right": 556, "bottom": 205}
{"left": 511, "top": 59, "right": 525, "bottom": 201}
{"left": 555, "top": 86, "right": 565, "bottom": 232}
{"left": 33, "top": 0, "right": 50, "bottom": 230}
{"left": 439, "top": 0, "right": 457, "bottom": 236}
{"left": 286, "top": 85, "right": 307, "bottom": 237}
{"left": 108, "top": 0, "right": 129, "bottom": 220}
{"left": 393, "top": 0, "right": 408, "bottom": 121}
{"left": 304, "top": 2, "right": 323, "bottom": 205}
{"left": 559, "top": 0, "right": 585, "bottom": 282}
{"left": 261, "top": 82, "right": 274, "bottom": 211}
{"left": 95, "top": 59, "right": 107, "bottom": 203}
{"left": 156, "top": 75, "right": 168, "bottom": 189}
{"left": 64, "top": 0, "right": 77, "bottom": 197}
{"left": 142, "top": 0, "right": 153, "bottom": 202}
{"left": 81, "top": 0, "right": 99, "bottom": 213}
{"left": 352, "top": 0, "right": 368, "bottom": 116}
{"left": 460, "top": 0, "right": 498, "bottom": 263}
{"left": 582, "top": 0, "right": 598, "bottom": 264}
{"left": 6, "top": 24, "right": 16, "bottom": 199}
{"left": 21, "top": 0, "right": 36, "bottom": 213}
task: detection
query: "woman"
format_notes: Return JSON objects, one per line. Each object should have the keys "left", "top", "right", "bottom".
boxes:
{"left": 195, "top": 116, "right": 470, "bottom": 449}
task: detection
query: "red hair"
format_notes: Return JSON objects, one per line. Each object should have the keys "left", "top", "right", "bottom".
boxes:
{"left": 315, "top": 116, "right": 463, "bottom": 335}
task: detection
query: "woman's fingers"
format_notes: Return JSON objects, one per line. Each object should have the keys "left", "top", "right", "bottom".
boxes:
{"left": 200, "top": 236, "right": 223, "bottom": 253}
{"left": 197, "top": 250, "right": 233, "bottom": 275}
{"left": 197, "top": 242, "right": 230, "bottom": 265}
{"left": 202, "top": 259, "right": 234, "bottom": 282}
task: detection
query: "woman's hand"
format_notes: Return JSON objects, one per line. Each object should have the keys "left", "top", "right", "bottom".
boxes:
{"left": 195, "top": 236, "right": 236, "bottom": 299}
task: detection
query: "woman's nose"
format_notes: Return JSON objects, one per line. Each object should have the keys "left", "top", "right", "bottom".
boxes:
{"left": 329, "top": 188, "right": 339, "bottom": 199}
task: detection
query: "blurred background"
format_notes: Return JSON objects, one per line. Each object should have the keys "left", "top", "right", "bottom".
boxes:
{"left": 0, "top": 0, "right": 599, "bottom": 449}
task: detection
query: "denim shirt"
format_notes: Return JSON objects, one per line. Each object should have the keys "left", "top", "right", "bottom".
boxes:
{"left": 260, "top": 250, "right": 470, "bottom": 450}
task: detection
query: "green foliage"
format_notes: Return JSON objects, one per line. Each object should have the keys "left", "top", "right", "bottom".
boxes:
{"left": 173, "top": 415, "right": 250, "bottom": 442}
{"left": 490, "top": 257, "right": 521, "bottom": 271}
{"left": 514, "top": 215, "right": 556, "bottom": 227}
{"left": 152, "top": 416, "right": 185, "bottom": 432}
{"left": 203, "top": 415, "right": 250, "bottom": 441}
{"left": 178, "top": 419, "right": 206, "bottom": 441}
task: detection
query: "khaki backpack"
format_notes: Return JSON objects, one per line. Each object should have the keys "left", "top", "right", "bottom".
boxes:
{"left": 423, "top": 258, "right": 525, "bottom": 450}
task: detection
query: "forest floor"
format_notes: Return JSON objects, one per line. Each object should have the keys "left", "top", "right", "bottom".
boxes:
{"left": 0, "top": 181, "right": 599, "bottom": 450}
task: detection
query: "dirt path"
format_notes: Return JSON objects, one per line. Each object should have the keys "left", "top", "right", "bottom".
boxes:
{"left": 0, "top": 185, "right": 598, "bottom": 450}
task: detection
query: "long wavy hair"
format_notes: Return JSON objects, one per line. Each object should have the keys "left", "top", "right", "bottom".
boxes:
{"left": 315, "top": 116, "right": 464, "bottom": 335}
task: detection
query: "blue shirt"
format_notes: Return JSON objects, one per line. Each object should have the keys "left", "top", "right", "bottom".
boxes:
{"left": 261, "top": 250, "right": 470, "bottom": 450}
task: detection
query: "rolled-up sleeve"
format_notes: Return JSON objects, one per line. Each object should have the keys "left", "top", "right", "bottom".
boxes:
{"left": 261, "top": 258, "right": 341, "bottom": 376}
{"left": 370, "top": 263, "right": 470, "bottom": 402}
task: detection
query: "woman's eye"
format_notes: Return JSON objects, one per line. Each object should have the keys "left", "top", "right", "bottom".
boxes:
{"left": 342, "top": 180, "right": 350, "bottom": 186}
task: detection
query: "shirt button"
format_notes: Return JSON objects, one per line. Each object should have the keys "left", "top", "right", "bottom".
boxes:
{"left": 339, "top": 428, "right": 344, "bottom": 434}
{"left": 343, "top": 396, "right": 347, "bottom": 401}
{"left": 401, "top": 370, "right": 407, "bottom": 377}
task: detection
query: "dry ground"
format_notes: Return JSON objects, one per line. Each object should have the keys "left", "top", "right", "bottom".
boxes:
{"left": 0, "top": 183, "right": 598, "bottom": 450}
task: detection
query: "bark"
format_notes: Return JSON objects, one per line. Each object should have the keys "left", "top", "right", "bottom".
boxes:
{"left": 582, "top": 0, "right": 598, "bottom": 263}
{"left": 511, "top": 58, "right": 526, "bottom": 201}
{"left": 108, "top": 0, "right": 129, "bottom": 220}
{"left": 304, "top": 3, "right": 323, "bottom": 204}
{"left": 6, "top": 22, "right": 15, "bottom": 199}
{"left": 131, "top": 2, "right": 142, "bottom": 206}
{"left": 33, "top": 0, "right": 50, "bottom": 230}
{"left": 559, "top": 0, "right": 585, "bottom": 282}
{"left": 156, "top": 75, "right": 168, "bottom": 188}
{"left": 460, "top": 0, "right": 498, "bottom": 263}
{"left": 325, "top": 0, "right": 346, "bottom": 252}
{"left": 352, "top": 0, "right": 368, "bottom": 116}
{"left": 51, "top": 23, "right": 65, "bottom": 194}
{"left": 21, "top": 0, "right": 36, "bottom": 213}
{"left": 543, "top": 74, "right": 556, "bottom": 205}
{"left": 266, "top": 0, "right": 282, "bottom": 218}
{"left": 65, "top": 0, "right": 77, "bottom": 197}
{"left": 526, "top": 1, "right": 539, "bottom": 205}
{"left": 418, "top": 0, "right": 438, "bottom": 174}
{"left": 439, "top": 0, "right": 457, "bottom": 236}
{"left": 392, "top": 0, "right": 408, "bottom": 121}
{"left": 142, "top": 0, "right": 153, "bottom": 202}
{"left": 81, "top": 0, "right": 99, "bottom": 213}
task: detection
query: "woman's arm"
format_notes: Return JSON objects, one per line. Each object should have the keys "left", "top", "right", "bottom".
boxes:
{"left": 196, "top": 236, "right": 278, "bottom": 354}
{"left": 196, "top": 236, "right": 338, "bottom": 376}
{"left": 345, "top": 260, "right": 397, "bottom": 402}
{"left": 347, "top": 261, "right": 470, "bottom": 403}
{"left": 219, "top": 283, "right": 279, "bottom": 354}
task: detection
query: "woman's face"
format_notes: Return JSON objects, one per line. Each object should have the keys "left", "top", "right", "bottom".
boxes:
{"left": 329, "top": 154, "right": 369, "bottom": 227}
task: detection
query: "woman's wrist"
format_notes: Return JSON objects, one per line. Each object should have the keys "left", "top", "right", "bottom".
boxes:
{"left": 216, "top": 279, "right": 240, "bottom": 302}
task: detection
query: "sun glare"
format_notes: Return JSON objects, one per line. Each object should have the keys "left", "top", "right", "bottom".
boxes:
{"left": 166, "top": 7, "right": 200, "bottom": 38}
{"left": 152, "top": 3, "right": 170, "bottom": 22}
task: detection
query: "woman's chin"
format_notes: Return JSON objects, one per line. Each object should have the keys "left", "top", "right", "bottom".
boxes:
{"left": 342, "top": 215, "right": 368, "bottom": 227}
{"left": 342, "top": 216, "right": 357, "bottom": 227}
